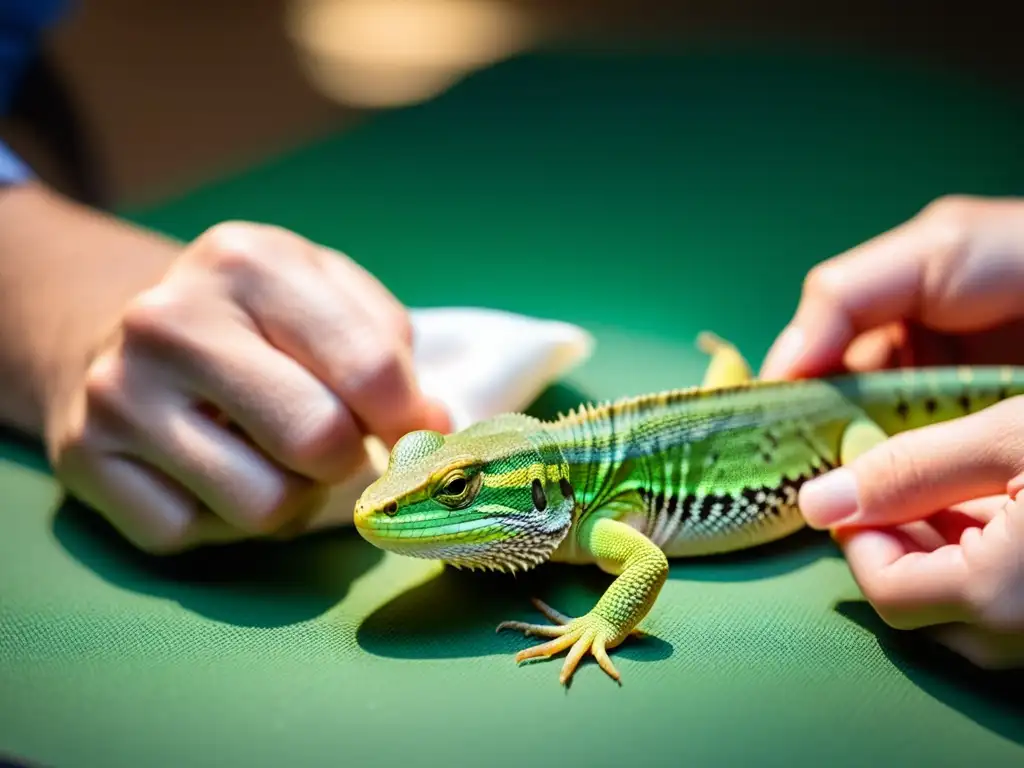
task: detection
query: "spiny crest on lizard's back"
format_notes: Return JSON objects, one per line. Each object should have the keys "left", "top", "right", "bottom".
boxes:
{"left": 550, "top": 383, "right": 739, "bottom": 425}
{"left": 548, "top": 377, "right": 827, "bottom": 428}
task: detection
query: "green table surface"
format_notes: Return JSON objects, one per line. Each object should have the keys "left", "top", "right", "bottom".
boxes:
{"left": 2, "top": 48, "right": 1024, "bottom": 768}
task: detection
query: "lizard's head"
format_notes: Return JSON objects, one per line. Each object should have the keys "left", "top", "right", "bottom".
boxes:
{"left": 353, "top": 414, "right": 576, "bottom": 573}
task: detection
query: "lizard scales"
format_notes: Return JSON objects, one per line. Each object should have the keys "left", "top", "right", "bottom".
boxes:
{"left": 353, "top": 333, "right": 1024, "bottom": 685}
{"left": 548, "top": 365, "right": 1018, "bottom": 561}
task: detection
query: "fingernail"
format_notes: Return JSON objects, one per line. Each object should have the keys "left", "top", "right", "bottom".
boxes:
{"left": 798, "top": 467, "right": 861, "bottom": 529}
{"left": 760, "top": 325, "right": 805, "bottom": 380}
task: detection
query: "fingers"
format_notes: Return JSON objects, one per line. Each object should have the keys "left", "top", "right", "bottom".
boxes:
{"left": 84, "top": 348, "right": 326, "bottom": 537}
{"left": 798, "top": 398, "right": 1024, "bottom": 531}
{"left": 839, "top": 323, "right": 907, "bottom": 373}
{"left": 62, "top": 451, "right": 242, "bottom": 555}
{"left": 120, "top": 295, "right": 368, "bottom": 484}
{"left": 761, "top": 220, "right": 929, "bottom": 379}
{"left": 927, "top": 502, "right": 999, "bottom": 541}
{"left": 800, "top": 403, "right": 1024, "bottom": 633}
{"left": 928, "top": 623, "right": 1024, "bottom": 669}
{"left": 318, "top": 245, "right": 413, "bottom": 345}
{"left": 834, "top": 500, "right": 1019, "bottom": 633}
{"left": 835, "top": 528, "right": 972, "bottom": 629}
{"left": 318, "top": 250, "right": 452, "bottom": 439}
{"left": 761, "top": 195, "right": 1024, "bottom": 379}
{"left": 49, "top": 219, "right": 448, "bottom": 555}
{"left": 191, "top": 223, "right": 448, "bottom": 445}
{"left": 131, "top": 405, "right": 324, "bottom": 536}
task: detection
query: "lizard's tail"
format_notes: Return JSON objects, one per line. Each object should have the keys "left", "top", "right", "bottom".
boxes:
{"left": 831, "top": 365, "right": 1024, "bottom": 435}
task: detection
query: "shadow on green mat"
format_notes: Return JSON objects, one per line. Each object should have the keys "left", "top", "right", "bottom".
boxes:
{"left": 836, "top": 601, "right": 1024, "bottom": 747}
{"left": 354, "top": 556, "right": 674, "bottom": 666}
{"left": 51, "top": 498, "right": 381, "bottom": 628}
{"left": 673, "top": 526, "right": 844, "bottom": 582}
{"left": 353, "top": 530, "right": 840, "bottom": 663}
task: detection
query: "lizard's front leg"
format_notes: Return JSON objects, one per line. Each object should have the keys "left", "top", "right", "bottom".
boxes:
{"left": 497, "top": 515, "right": 669, "bottom": 685}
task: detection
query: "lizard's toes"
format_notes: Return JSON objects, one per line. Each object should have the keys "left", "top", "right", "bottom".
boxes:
{"left": 495, "top": 619, "right": 567, "bottom": 639}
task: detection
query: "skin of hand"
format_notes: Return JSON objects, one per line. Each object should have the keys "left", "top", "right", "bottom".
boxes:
{"left": 0, "top": 184, "right": 449, "bottom": 554}
{"left": 760, "top": 194, "right": 1024, "bottom": 670}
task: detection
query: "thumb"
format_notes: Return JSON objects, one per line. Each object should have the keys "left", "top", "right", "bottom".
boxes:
{"left": 798, "top": 399, "right": 1024, "bottom": 530}
{"left": 759, "top": 219, "right": 931, "bottom": 380}
{"left": 760, "top": 196, "right": 1024, "bottom": 380}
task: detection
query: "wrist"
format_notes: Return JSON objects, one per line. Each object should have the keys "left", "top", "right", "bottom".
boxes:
{"left": 0, "top": 182, "right": 181, "bottom": 444}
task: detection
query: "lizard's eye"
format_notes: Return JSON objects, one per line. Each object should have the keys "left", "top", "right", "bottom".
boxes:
{"left": 434, "top": 471, "right": 481, "bottom": 508}
{"left": 443, "top": 477, "right": 466, "bottom": 496}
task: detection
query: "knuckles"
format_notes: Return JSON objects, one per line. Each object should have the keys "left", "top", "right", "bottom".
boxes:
{"left": 801, "top": 193, "right": 985, "bottom": 306}
{"left": 914, "top": 194, "right": 981, "bottom": 258}
{"left": 345, "top": 338, "right": 408, "bottom": 393}
{"left": 334, "top": 338, "right": 419, "bottom": 435}
{"left": 801, "top": 261, "right": 847, "bottom": 305}
{"left": 79, "top": 351, "right": 144, "bottom": 435}
{"left": 273, "top": 407, "right": 368, "bottom": 484}
{"left": 917, "top": 194, "right": 983, "bottom": 225}
{"left": 120, "top": 285, "right": 207, "bottom": 358}
{"left": 119, "top": 285, "right": 227, "bottom": 374}
{"left": 191, "top": 220, "right": 315, "bottom": 280}
{"left": 82, "top": 352, "right": 129, "bottom": 414}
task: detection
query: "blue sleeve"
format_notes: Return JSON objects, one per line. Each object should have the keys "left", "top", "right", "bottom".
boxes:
{"left": 0, "top": 0, "right": 71, "bottom": 186}
{"left": 0, "top": 142, "right": 31, "bottom": 184}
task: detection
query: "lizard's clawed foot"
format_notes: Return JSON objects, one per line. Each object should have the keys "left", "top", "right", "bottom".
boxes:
{"left": 496, "top": 598, "right": 639, "bottom": 685}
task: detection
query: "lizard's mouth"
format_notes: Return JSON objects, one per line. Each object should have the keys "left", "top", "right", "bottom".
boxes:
{"left": 351, "top": 501, "right": 575, "bottom": 574}
{"left": 351, "top": 496, "right": 386, "bottom": 530}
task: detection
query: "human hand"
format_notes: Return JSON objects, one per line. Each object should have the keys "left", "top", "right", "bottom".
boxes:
{"left": 46, "top": 221, "right": 449, "bottom": 554}
{"left": 760, "top": 195, "right": 1024, "bottom": 668}
{"left": 761, "top": 195, "right": 1024, "bottom": 379}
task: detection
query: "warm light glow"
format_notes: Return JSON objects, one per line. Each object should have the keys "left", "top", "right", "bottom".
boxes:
{"left": 287, "top": 0, "right": 539, "bottom": 107}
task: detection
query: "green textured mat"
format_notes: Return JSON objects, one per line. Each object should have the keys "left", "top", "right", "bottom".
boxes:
{"left": 2, "top": 49, "right": 1024, "bottom": 767}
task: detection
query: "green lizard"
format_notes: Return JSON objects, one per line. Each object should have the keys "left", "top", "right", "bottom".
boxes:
{"left": 353, "top": 332, "right": 1024, "bottom": 685}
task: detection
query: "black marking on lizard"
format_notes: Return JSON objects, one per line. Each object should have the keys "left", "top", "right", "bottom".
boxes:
{"left": 895, "top": 398, "right": 910, "bottom": 421}
{"left": 532, "top": 478, "right": 547, "bottom": 511}
{"left": 635, "top": 458, "right": 837, "bottom": 535}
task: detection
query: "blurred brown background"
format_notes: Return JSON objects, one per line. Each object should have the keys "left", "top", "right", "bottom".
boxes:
{"left": 4, "top": 0, "right": 1018, "bottom": 208}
